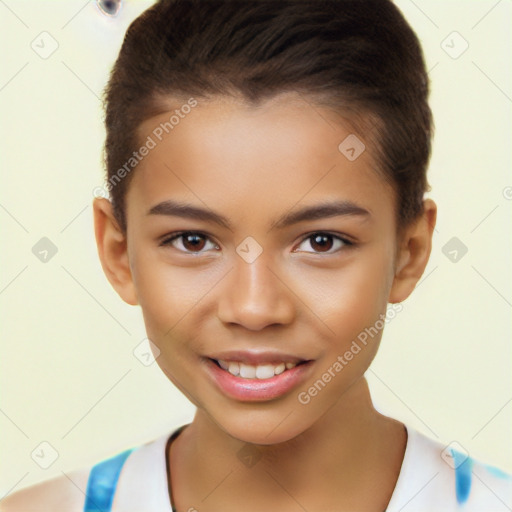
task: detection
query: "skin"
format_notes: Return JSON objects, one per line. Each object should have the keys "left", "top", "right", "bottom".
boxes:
{"left": 0, "top": 93, "right": 436, "bottom": 512}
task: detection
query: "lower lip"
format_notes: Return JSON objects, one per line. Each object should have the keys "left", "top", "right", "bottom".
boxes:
{"left": 204, "top": 358, "right": 313, "bottom": 402}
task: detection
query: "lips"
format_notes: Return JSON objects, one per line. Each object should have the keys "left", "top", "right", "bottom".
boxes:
{"left": 204, "top": 352, "right": 313, "bottom": 401}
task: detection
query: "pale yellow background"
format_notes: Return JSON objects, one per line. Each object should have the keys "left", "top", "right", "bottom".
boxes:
{"left": 1, "top": 0, "right": 510, "bottom": 495}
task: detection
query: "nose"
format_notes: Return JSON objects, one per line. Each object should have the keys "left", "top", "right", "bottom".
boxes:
{"left": 217, "top": 253, "right": 295, "bottom": 331}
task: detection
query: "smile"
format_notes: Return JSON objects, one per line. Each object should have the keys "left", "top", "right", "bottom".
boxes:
{"left": 214, "top": 359, "right": 300, "bottom": 379}
{"left": 205, "top": 356, "right": 313, "bottom": 401}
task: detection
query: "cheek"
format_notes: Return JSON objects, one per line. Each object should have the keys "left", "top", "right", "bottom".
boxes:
{"left": 299, "top": 248, "right": 395, "bottom": 343}
{"left": 131, "top": 245, "right": 212, "bottom": 331}
{"left": 129, "top": 247, "right": 224, "bottom": 381}
{"left": 129, "top": 249, "right": 194, "bottom": 364}
{"left": 292, "top": 253, "right": 394, "bottom": 414}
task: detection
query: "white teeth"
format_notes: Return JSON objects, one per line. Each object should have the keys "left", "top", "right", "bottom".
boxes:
{"left": 274, "top": 363, "right": 285, "bottom": 375}
{"left": 255, "top": 364, "right": 275, "bottom": 379}
{"left": 228, "top": 361, "right": 240, "bottom": 376}
{"left": 240, "top": 363, "right": 257, "bottom": 378}
{"left": 217, "top": 359, "right": 299, "bottom": 379}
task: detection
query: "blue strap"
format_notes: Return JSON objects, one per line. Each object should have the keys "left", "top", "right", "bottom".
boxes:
{"left": 83, "top": 448, "right": 135, "bottom": 512}
{"left": 450, "top": 448, "right": 474, "bottom": 505}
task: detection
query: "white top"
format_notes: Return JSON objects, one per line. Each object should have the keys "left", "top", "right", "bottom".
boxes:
{"left": 100, "top": 424, "right": 511, "bottom": 511}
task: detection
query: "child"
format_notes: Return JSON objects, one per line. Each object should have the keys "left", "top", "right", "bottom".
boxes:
{"left": 3, "top": 0, "right": 511, "bottom": 510}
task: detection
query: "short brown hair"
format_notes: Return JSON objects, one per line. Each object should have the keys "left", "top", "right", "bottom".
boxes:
{"left": 102, "top": 0, "right": 433, "bottom": 233}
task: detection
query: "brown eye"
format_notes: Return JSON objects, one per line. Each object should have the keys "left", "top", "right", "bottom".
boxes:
{"left": 310, "top": 234, "right": 334, "bottom": 252}
{"left": 182, "top": 233, "right": 206, "bottom": 252}
{"left": 295, "top": 232, "right": 351, "bottom": 254}
{"left": 160, "top": 232, "right": 219, "bottom": 254}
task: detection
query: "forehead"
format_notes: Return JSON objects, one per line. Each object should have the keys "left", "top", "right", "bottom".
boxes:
{"left": 128, "top": 93, "right": 395, "bottom": 226}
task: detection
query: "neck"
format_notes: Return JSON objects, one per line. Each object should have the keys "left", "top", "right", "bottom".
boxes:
{"left": 170, "top": 377, "right": 406, "bottom": 511}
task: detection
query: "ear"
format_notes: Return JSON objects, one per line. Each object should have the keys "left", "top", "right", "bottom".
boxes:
{"left": 92, "top": 197, "right": 138, "bottom": 306}
{"left": 389, "top": 199, "right": 437, "bottom": 303}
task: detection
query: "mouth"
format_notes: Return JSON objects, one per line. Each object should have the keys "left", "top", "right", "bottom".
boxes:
{"left": 211, "top": 358, "right": 307, "bottom": 379}
{"left": 204, "top": 355, "right": 314, "bottom": 402}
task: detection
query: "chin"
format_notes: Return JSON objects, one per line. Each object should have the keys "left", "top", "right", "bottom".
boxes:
{"left": 212, "top": 408, "right": 313, "bottom": 446}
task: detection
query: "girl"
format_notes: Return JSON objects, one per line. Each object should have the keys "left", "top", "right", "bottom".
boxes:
{"left": 3, "top": 1, "right": 510, "bottom": 510}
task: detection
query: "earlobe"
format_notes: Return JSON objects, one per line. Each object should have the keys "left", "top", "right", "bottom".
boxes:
{"left": 92, "top": 198, "right": 139, "bottom": 306}
{"left": 389, "top": 199, "right": 437, "bottom": 303}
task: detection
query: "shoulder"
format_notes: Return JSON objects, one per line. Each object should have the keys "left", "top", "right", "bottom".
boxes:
{"left": 387, "top": 426, "right": 512, "bottom": 512}
{"left": 0, "top": 468, "right": 90, "bottom": 512}
{"left": 0, "top": 431, "right": 177, "bottom": 512}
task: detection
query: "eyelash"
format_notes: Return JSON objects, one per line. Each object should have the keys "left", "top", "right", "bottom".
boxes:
{"left": 159, "top": 231, "right": 354, "bottom": 255}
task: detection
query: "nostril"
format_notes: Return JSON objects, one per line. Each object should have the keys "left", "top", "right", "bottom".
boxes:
{"left": 97, "top": 0, "right": 122, "bottom": 17}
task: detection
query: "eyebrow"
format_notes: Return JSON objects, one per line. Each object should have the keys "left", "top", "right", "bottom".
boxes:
{"left": 147, "top": 199, "right": 371, "bottom": 230}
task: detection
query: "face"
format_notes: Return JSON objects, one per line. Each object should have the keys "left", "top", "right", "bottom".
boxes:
{"left": 123, "top": 93, "right": 400, "bottom": 444}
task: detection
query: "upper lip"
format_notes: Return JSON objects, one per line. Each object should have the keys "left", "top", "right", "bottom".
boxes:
{"left": 207, "top": 350, "right": 310, "bottom": 365}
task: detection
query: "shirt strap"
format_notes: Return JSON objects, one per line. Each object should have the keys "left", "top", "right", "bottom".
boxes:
{"left": 83, "top": 447, "right": 135, "bottom": 512}
{"left": 450, "top": 447, "right": 474, "bottom": 505}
